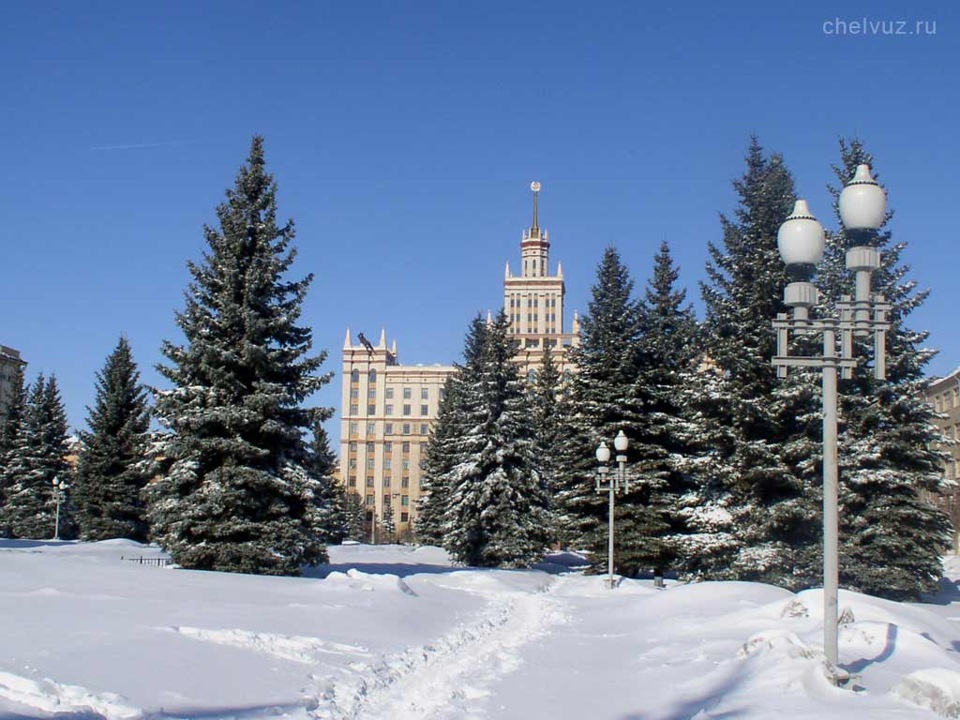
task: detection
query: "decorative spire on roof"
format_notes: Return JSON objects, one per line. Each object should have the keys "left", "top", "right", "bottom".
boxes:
{"left": 530, "top": 181, "right": 541, "bottom": 237}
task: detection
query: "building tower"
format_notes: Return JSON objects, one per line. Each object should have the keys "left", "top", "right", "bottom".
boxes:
{"left": 504, "top": 182, "right": 580, "bottom": 377}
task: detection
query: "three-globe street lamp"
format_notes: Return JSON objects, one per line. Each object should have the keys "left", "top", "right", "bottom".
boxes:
{"left": 51, "top": 476, "right": 68, "bottom": 541}
{"left": 772, "top": 163, "right": 890, "bottom": 679}
{"left": 595, "top": 430, "right": 630, "bottom": 589}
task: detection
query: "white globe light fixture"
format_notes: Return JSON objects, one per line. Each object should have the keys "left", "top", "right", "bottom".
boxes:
{"left": 595, "top": 441, "right": 611, "bottom": 464}
{"left": 614, "top": 430, "right": 629, "bottom": 453}
{"left": 839, "top": 164, "right": 886, "bottom": 230}
{"left": 777, "top": 200, "right": 825, "bottom": 268}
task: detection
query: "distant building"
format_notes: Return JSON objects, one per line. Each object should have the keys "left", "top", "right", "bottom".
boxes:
{"left": 923, "top": 368, "right": 960, "bottom": 549}
{"left": 0, "top": 345, "right": 26, "bottom": 427}
{"left": 338, "top": 182, "right": 580, "bottom": 541}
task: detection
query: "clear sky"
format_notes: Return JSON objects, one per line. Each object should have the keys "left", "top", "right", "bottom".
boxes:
{"left": 2, "top": 1, "right": 957, "bottom": 439}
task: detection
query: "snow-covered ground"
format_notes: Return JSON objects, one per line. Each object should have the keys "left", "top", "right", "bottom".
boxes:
{"left": 3, "top": 540, "right": 960, "bottom": 719}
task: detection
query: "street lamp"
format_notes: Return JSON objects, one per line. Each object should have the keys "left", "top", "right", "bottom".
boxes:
{"left": 51, "top": 477, "right": 68, "bottom": 541}
{"left": 772, "top": 163, "right": 890, "bottom": 679}
{"left": 595, "top": 430, "right": 629, "bottom": 589}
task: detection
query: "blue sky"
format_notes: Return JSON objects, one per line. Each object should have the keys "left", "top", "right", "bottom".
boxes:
{"left": 2, "top": 1, "right": 957, "bottom": 437}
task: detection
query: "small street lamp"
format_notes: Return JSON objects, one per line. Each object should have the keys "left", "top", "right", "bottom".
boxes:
{"left": 51, "top": 477, "right": 68, "bottom": 541}
{"left": 595, "top": 430, "right": 629, "bottom": 589}
{"left": 773, "top": 164, "right": 889, "bottom": 680}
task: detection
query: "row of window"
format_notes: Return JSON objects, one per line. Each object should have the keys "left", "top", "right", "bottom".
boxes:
{"left": 349, "top": 441, "right": 414, "bottom": 453}
{"left": 349, "top": 403, "right": 430, "bottom": 416}
{"left": 933, "top": 386, "right": 960, "bottom": 412}
{"left": 349, "top": 385, "right": 432, "bottom": 401}
{"left": 508, "top": 297, "right": 558, "bottom": 309}
{"left": 348, "top": 476, "right": 416, "bottom": 490}
{"left": 347, "top": 421, "right": 430, "bottom": 436}
{"left": 362, "top": 494, "right": 411, "bottom": 508}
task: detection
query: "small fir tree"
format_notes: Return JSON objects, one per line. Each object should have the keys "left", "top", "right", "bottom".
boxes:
{"left": 147, "top": 136, "right": 333, "bottom": 576}
{"left": 3, "top": 374, "right": 73, "bottom": 539}
{"left": 307, "top": 420, "right": 348, "bottom": 545}
{"left": 73, "top": 337, "right": 152, "bottom": 541}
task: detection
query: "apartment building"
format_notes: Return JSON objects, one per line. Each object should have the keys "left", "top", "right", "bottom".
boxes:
{"left": 338, "top": 182, "right": 579, "bottom": 541}
{"left": 0, "top": 345, "right": 26, "bottom": 428}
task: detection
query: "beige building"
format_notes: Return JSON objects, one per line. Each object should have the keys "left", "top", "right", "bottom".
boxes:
{"left": 924, "top": 368, "right": 960, "bottom": 548}
{"left": 338, "top": 182, "right": 579, "bottom": 541}
{"left": 0, "top": 345, "right": 26, "bottom": 428}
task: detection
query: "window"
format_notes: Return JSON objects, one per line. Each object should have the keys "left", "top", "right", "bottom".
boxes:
{"left": 402, "top": 423, "right": 411, "bottom": 435}
{"left": 403, "top": 388, "right": 412, "bottom": 399}
{"left": 401, "top": 495, "right": 409, "bottom": 507}
{"left": 350, "top": 404, "right": 358, "bottom": 415}
{"left": 382, "top": 494, "right": 391, "bottom": 506}
{"left": 351, "top": 369, "right": 360, "bottom": 382}
{"left": 349, "top": 441, "right": 357, "bottom": 451}
{"left": 349, "top": 422, "right": 358, "bottom": 436}
{"left": 350, "top": 388, "right": 359, "bottom": 399}
{"left": 401, "top": 477, "right": 410, "bottom": 488}
{"left": 439, "top": 388, "right": 446, "bottom": 400}
{"left": 402, "top": 459, "right": 410, "bottom": 471}
{"left": 367, "top": 404, "right": 376, "bottom": 415}
{"left": 420, "top": 423, "right": 428, "bottom": 435}
{"left": 386, "top": 387, "right": 394, "bottom": 399}
{"left": 383, "top": 476, "right": 391, "bottom": 487}
{"left": 401, "top": 512, "right": 409, "bottom": 523}
{"left": 385, "top": 423, "right": 394, "bottom": 435}
{"left": 365, "top": 477, "right": 374, "bottom": 488}
{"left": 368, "top": 388, "right": 376, "bottom": 399}
{"left": 348, "top": 476, "right": 356, "bottom": 487}
{"left": 366, "top": 441, "right": 374, "bottom": 451}
{"left": 403, "top": 404, "right": 411, "bottom": 416}
{"left": 365, "top": 494, "right": 374, "bottom": 506}
{"left": 421, "top": 388, "right": 429, "bottom": 400}
{"left": 366, "top": 422, "right": 375, "bottom": 435}
{"left": 384, "top": 441, "right": 392, "bottom": 452}
{"left": 348, "top": 459, "right": 357, "bottom": 469}
{"left": 420, "top": 404, "right": 428, "bottom": 415}
{"left": 402, "top": 442, "right": 410, "bottom": 453}
{"left": 385, "top": 404, "right": 394, "bottom": 415}
{"left": 366, "top": 458, "right": 375, "bottom": 470}
{"left": 368, "top": 369, "right": 377, "bottom": 382}
{"left": 528, "top": 369, "right": 538, "bottom": 383}
{"left": 384, "top": 458, "right": 393, "bottom": 470}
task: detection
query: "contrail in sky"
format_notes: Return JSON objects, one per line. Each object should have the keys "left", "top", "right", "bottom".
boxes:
{"left": 91, "top": 140, "right": 191, "bottom": 151}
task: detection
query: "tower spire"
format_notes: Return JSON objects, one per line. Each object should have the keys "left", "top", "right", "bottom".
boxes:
{"left": 530, "top": 181, "right": 541, "bottom": 236}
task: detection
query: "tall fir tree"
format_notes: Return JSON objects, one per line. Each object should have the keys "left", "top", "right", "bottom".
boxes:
{"left": 633, "top": 241, "right": 705, "bottom": 577}
{"left": 698, "top": 137, "right": 823, "bottom": 589}
{"left": 818, "top": 139, "right": 952, "bottom": 600}
{"left": 3, "top": 374, "right": 73, "bottom": 539}
{"left": 554, "top": 246, "right": 657, "bottom": 576}
{"left": 439, "top": 312, "right": 551, "bottom": 567}
{"left": 147, "top": 136, "right": 333, "bottom": 576}
{"left": 73, "top": 337, "right": 152, "bottom": 541}
{"left": 0, "top": 364, "right": 27, "bottom": 536}
{"left": 528, "top": 341, "right": 564, "bottom": 541}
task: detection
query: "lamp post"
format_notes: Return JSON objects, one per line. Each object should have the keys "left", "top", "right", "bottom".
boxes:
{"left": 595, "top": 430, "right": 629, "bottom": 589}
{"left": 772, "top": 164, "right": 890, "bottom": 678}
{"left": 51, "top": 477, "right": 68, "bottom": 541}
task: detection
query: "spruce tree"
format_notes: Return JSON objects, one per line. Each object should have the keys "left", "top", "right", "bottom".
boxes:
{"left": 439, "top": 312, "right": 551, "bottom": 567}
{"left": 819, "top": 139, "right": 952, "bottom": 599}
{"left": 554, "top": 246, "right": 653, "bottom": 575}
{"left": 633, "top": 242, "right": 705, "bottom": 577}
{"left": 3, "top": 374, "right": 72, "bottom": 539}
{"left": 147, "top": 136, "right": 332, "bottom": 576}
{"left": 0, "top": 364, "right": 27, "bottom": 535}
{"left": 307, "top": 420, "right": 348, "bottom": 545}
{"left": 528, "top": 342, "right": 564, "bottom": 540}
{"left": 73, "top": 337, "right": 152, "bottom": 541}
{"left": 343, "top": 491, "right": 366, "bottom": 543}
{"left": 698, "top": 138, "right": 822, "bottom": 589}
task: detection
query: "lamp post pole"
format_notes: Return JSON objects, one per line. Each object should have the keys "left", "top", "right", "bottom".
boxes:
{"left": 595, "top": 430, "right": 629, "bottom": 589}
{"left": 51, "top": 477, "right": 67, "bottom": 541}
{"left": 772, "top": 164, "right": 889, "bottom": 678}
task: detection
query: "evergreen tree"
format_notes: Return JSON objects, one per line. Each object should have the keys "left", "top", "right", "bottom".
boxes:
{"left": 698, "top": 137, "right": 822, "bottom": 589}
{"left": 439, "top": 312, "right": 551, "bottom": 567}
{"left": 417, "top": 318, "right": 488, "bottom": 545}
{"left": 382, "top": 498, "right": 396, "bottom": 544}
{"left": 819, "top": 139, "right": 952, "bottom": 600}
{"left": 3, "top": 374, "right": 73, "bottom": 539}
{"left": 554, "top": 247, "right": 654, "bottom": 575}
{"left": 343, "top": 491, "right": 366, "bottom": 543}
{"left": 307, "top": 420, "right": 348, "bottom": 545}
{"left": 0, "top": 364, "right": 27, "bottom": 536}
{"left": 528, "top": 342, "right": 564, "bottom": 542}
{"left": 633, "top": 242, "right": 705, "bottom": 577}
{"left": 146, "top": 136, "right": 333, "bottom": 576}
{"left": 73, "top": 337, "right": 152, "bottom": 541}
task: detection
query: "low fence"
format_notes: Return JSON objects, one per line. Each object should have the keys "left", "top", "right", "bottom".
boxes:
{"left": 120, "top": 555, "right": 173, "bottom": 568}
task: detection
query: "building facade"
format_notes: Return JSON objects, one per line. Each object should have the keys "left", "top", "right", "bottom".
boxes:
{"left": 338, "top": 182, "right": 579, "bottom": 541}
{"left": 924, "top": 368, "right": 960, "bottom": 549}
{"left": 0, "top": 345, "right": 26, "bottom": 428}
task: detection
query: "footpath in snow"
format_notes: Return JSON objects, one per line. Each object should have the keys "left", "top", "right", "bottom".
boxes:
{"left": 3, "top": 540, "right": 960, "bottom": 719}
